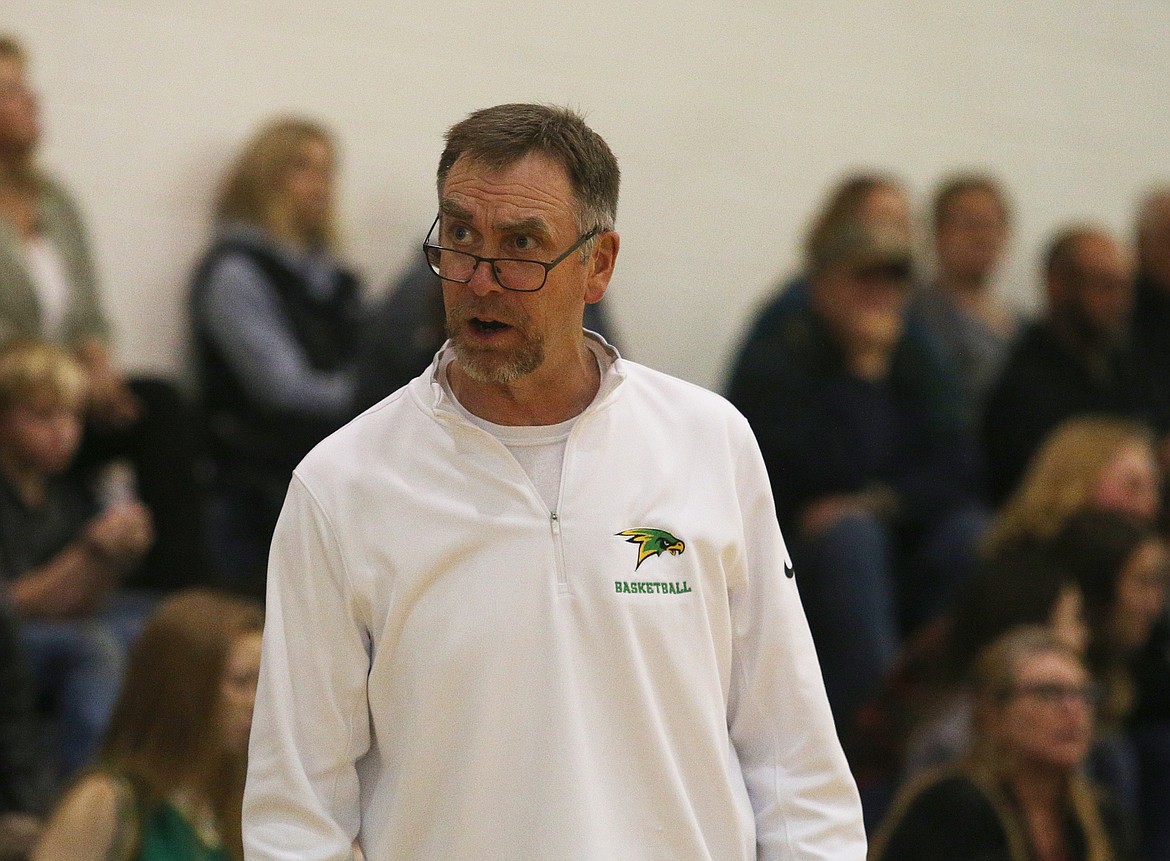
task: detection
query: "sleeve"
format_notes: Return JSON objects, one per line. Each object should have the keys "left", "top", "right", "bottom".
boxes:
{"left": 41, "top": 180, "right": 111, "bottom": 346}
{"left": 242, "top": 475, "right": 371, "bottom": 861}
{"left": 725, "top": 429, "right": 867, "bottom": 860}
{"left": 199, "top": 254, "right": 355, "bottom": 417}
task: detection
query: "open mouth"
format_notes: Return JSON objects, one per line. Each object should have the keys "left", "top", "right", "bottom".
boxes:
{"left": 470, "top": 317, "right": 512, "bottom": 334}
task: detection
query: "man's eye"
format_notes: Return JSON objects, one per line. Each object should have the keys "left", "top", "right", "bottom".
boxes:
{"left": 513, "top": 235, "right": 536, "bottom": 252}
{"left": 449, "top": 226, "right": 471, "bottom": 243}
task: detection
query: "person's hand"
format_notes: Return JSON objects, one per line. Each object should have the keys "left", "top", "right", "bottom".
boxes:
{"left": 86, "top": 367, "right": 140, "bottom": 429}
{"left": 74, "top": 339, "right": 140, "bottom": 429}
{"left": 800, "top": 494, "right": 872, "bottom": 540}
{"left": 84, "top": 502, "right": 154, "bottom": 570}
{"left": 799, "top": 486, "right": 900, "bottom": 540}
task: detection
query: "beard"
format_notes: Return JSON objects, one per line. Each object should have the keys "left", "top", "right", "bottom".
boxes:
{"left": 445, "top": 298, "right": 545, "bottom": 384}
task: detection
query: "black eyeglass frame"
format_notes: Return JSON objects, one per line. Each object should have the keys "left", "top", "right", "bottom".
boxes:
{"left": 422, "top": 215, "right": 602, "bottom": 293}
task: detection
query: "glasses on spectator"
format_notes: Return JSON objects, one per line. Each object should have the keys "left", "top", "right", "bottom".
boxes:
{"left": 1008, "top": 682, "right": 1099, "bottom": 708}
{"left": 423, "top": 215, "right": 601, "bottom": 293}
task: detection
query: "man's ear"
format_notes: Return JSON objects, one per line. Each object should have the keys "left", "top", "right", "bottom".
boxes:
{"left": 585, "top": 231, "right": 619, "bottom": 304}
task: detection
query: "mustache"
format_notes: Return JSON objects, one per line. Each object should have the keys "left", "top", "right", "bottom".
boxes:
{"left": 446, "top": 298, "right": 527, "bottom": 328}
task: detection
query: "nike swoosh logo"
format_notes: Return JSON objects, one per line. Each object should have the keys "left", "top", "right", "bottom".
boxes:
{"left": 784, "top": 560, "right": 795, "bottom": 579}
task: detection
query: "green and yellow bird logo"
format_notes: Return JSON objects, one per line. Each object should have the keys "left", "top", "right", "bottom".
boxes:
{"left": 616, "top": 528, "right": 686, "bottom": 571}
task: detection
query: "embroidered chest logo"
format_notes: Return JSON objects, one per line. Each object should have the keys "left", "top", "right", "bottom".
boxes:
{"left": 617, "top": 528, "right": 686, "bottom": 569}
{"left": 614, "top": 528, "right": 691, "bottom": 595}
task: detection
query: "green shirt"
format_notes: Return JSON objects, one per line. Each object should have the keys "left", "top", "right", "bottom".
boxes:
{"left": 137, "top": 801, "right": 230, "bottom": 861}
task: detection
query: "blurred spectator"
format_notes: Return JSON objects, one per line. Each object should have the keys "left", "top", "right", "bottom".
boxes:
{"left": 1133, "top": 186, "right": 1170, "bottom": 457}
{"left": 1129, "top": 612, "right": 1170, "bottom": 861}
{"left": 0, "top": 35, "right": 206, "bottom": 594}
{"left": 761, "top": 172, "right": 913, "bottom": 318}
{"left": 190, "top": 117, "right": 362, "bottom": 596}
{"left": 1053, "top": 511, "right": 1168, "bottom": 819}
{"left": 917, "top": 174, "right": 1018, "bottom": 419}
{"left": 0, "top": 596, "right": 49, "bottom": 861}
{"left": 352, "top": 258, "right": 444, "bottom": 412}
{"left": 894, "top": 547, "right": 1086, "bottom": 781}
{"left": 844, "top": 541, "right": 1084, "bottom": 831}
{"left": 353, "top": 256, "right": 621, "bottom": 412}
{"left": 983, "top": 226, "right": 1160, "bottom": 504}
{"left": 870, "top": 626, "right": 1137, "bottom": 861}
{"left": 982, "top": 416, "right": 1160, "bottom": 559}
{"left": 901, "top": 510, "right": 1164, "bottom": 813}
{"left": 1056, "top": 512, "right": 1167, "bottom": 726}
{"left": 728, "top": 216, "right": 985, "bottom": 728}
{"left": 0, "top": 341, "right": 152, "bottom": 778}
{"left": 33, "top": 589, "right": 263, "bottom": 861}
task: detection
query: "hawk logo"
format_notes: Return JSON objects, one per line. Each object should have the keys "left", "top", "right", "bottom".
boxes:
{"left": 616, "top": 528, "right": 685, "bottom": 571}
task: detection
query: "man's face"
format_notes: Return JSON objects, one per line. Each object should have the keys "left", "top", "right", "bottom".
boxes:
{"left": 0, "top": 55, "right": 39, "bottom": 156}
{"left": 1052, "top": 233, "right": 1133, "bottom": 344}
{"left": 438, "top": 152, "right": 606, "bottom": 385}
{"left": 935, "top": 188, "right": 1009, "bottom": 282}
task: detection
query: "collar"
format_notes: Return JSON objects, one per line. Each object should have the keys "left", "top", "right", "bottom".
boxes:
{"left": 418, "top": 329, "right": 626, "bottom": 424}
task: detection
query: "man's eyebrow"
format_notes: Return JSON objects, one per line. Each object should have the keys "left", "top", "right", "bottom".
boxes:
{"left": 438, "top": 199, "right": 473, "bottom": 221}
{"left": 497, "top": 215, "right": 552, "bottom": 237}
{"left": 436, "top": 203, "right": 552, "bottom": 238}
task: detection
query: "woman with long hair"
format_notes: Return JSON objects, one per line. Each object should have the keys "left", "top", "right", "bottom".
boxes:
{"left": 983, "top": 416, "right": 1160, "bottom": 559}
{"left": 871, "top": 626, "right": 1135, "bottom": 861}
{"left": 33, "top": 589, "right": 263, "bottom": 860}
{"left": 190, "top": 116, "right": 362, "bottom": 595}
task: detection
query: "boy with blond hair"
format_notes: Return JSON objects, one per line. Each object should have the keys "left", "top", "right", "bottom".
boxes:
{"left": 0, "top": 340, "right": 152, "bottom": 777}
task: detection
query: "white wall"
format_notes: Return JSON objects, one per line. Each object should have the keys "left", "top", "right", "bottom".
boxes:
{"left": 8, "top": 1, "right": 1170, "bottom": 391}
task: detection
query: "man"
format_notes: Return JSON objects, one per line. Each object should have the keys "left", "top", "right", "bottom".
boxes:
{"left": 916, "top": 174, "right": 1017, "bottom": 420}
{"left": 728, "top": 220, "right": 984, "bottom": 734}
{"left": 244, "top": 104, "right": 865, "bottom": 860}
{"left": 983, "top": 226, "right": 1157, "bottom": 503}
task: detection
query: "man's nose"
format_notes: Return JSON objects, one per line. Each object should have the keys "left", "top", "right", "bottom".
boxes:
{"left": 467, "top": 258, "right": 504, "bottom": 295}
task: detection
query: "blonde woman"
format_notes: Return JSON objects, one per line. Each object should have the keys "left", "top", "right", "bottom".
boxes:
{"left": 190, "top": 116, "right": 362, "bottom": 594}
{"left": 871, "top": 625, "right": 1135, "bottom": 861}
{"left": 34, "top": 589, "right": 263, "bottom": 861}
{"left": 983, "top": 415, "right": 1160, "bottom": 559}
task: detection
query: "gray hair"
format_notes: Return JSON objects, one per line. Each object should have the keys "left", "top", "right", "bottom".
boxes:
{"left": 437, "top": 103, "right": 619, "bottom": 241}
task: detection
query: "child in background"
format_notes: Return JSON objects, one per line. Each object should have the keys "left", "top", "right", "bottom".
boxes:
{"left": 0, "top": 340, "right": 152, "bottom": 777}
{"left": 33, "top": 589, "right": 263, "bottom": 861}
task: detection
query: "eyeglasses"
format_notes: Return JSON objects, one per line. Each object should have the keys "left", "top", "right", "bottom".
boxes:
{"left": 423, "top": 215, "right": 601, "bottom": 293}
{"left": 1008, "top": 682, "right": 1099, "bottom": 708}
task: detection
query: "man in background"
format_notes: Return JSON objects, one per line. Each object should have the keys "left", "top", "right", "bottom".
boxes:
{"left": 983, "top": 226, "right": 1157, "bottom": 503}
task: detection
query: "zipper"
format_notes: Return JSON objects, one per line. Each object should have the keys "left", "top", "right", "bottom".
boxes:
{"left": 550, "top": 510, "right": 569, "bottom": 594}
